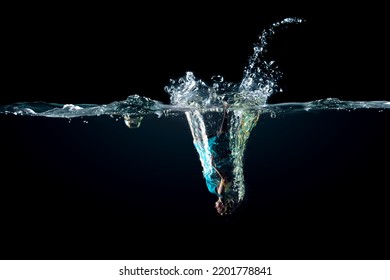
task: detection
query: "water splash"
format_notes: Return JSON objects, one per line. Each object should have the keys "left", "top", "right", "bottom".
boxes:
{"left": 1, "top": 18, "right": 387, "bottom": 120}
{"left": 165, "top": 17, "right": 305, "bottom": 108}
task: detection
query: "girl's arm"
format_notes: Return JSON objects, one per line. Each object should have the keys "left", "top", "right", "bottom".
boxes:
{"left": 211, "top": 155, "right": 226, "bottom": 195}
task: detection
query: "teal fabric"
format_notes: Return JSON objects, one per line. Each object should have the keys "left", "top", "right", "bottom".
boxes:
{"left": 193, "top": 133, "right": 230, "bottom": 196}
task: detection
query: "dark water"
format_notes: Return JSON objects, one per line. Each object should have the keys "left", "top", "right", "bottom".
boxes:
{"left": 1, "top": 108, "right": 389, "bottom": 260}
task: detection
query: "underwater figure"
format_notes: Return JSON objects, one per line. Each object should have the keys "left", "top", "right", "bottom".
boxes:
{"left": 186, "top": 103, "right": 260, "bottom": 215}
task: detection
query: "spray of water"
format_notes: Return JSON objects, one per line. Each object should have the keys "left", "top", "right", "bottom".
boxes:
{"left": 165, "top": 18, "right": 305, "bottom": 108}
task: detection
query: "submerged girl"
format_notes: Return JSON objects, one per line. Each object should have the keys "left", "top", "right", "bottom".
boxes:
{"left": 165, "top": 19, "right": 305, "bottom": 215}
{"left": 186, "top": 102, "right": 260, "bottom": 215}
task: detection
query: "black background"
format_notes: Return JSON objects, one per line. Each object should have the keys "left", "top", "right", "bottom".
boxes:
{"left": 1, "top": 3, "right": 389, "bottom": 261}
{"left": 1, "top": 3, "right": 388, "bottom": 106}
